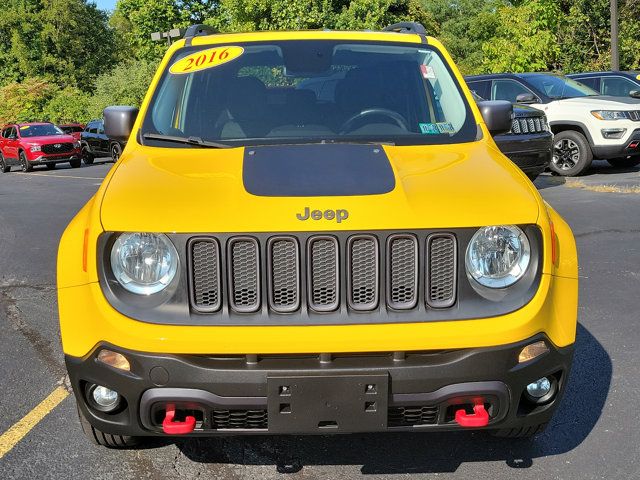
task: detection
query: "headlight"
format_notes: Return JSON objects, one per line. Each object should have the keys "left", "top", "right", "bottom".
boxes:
{"left": 591, "top": 110, "right": 630, "bottom": 121}
{"left": 110, "top": 233, "right": 178, "bottom": 295}
{"left": 465, "top": 226, "right": 531, "bottom": 288}
{"left": 73, "top": 141, "right": 81, "bottom": 148}
{"left": 29, "top": 145, "right": 41, "bottom": 152}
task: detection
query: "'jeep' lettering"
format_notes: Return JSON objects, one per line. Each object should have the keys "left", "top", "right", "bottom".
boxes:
{"left": 296, "top": 207, "right": 349, "bottom": 223}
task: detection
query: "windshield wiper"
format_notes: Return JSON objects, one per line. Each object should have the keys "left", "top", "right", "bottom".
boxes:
{"left": 314, "top": 139, "right": 396, "bottom": 146}
{"left": 142, "top": 133, "right": 230, "bottom": 149}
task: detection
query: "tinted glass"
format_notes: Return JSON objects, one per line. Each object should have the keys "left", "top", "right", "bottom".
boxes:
{"left": 466, "top": 80, "right": 490, "bottom": 100}
{"left": 523, "top": 75, "right": 598, "bottom": 99}
{"left": 572, "top": 77, "right": 599, "bottom": 90}
{"left": 491, "top": 80, "right": 531, "bottom": 102}
{"left": 143, "top": 40, "right": 478, "bottom": 147}
{"left": 601, "top": 76, "right": 639, "bottom": 97}
{"left": 19, "top": 124, "right": 64, "bottom": 137}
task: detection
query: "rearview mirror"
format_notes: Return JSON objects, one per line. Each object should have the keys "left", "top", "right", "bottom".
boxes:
{"left": 516, "top": 93, "right": 538, "bottom": 104}
{"left": 104, "top": 106, "right": 139, "bottom": 142}
{"left": 629, "top": 90, "right": 640, "bottom": 99}
{"left": 477, "top": 100, "right": 513, "bottom": 136}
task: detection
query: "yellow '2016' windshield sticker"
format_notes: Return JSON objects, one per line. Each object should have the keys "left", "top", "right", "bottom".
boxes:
{"left": 169, "top": 46, "right": 244, "bottom": 74}
{"left": 20, "top": 125, "right": 30, "bottom": 130}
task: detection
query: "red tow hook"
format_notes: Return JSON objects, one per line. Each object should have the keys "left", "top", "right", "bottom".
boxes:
{"left": 454, "top": 402, "right": 489, "bottom": 428}
{"left": 162, "top": 404, "right": 196, "bottom": 434}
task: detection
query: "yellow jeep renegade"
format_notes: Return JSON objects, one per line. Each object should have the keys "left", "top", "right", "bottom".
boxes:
{"left": 57, "top": 22, "right": 578, "bottom": 447}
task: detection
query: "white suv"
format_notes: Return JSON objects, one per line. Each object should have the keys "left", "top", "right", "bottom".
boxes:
{"left": 466, "top": 73, "right": 640, "bottom": 176}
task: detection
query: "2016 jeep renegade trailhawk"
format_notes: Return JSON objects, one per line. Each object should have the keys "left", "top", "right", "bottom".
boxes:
{"left": 57, "top": 23, "right": 578, "bottom": 447}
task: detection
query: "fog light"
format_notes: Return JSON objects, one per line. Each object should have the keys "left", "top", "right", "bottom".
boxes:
{"left": 97, "top": 349, "right": 131, "bottom": 371}
{"left": 526, "top": 377, "right": 551, "bottom": 398}
{"left": 518, "top": 341, "right": 549, "bottom": 363}
{"left": 91, "top": 385, "right": 120, "bottom": 410}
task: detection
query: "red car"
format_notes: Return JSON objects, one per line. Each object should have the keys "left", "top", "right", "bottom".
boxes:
{"left": 58, "top": 123, "right": 85, "bottom": 141}
{"left": 0, "top": 122, "right": 82, "bottom": 172}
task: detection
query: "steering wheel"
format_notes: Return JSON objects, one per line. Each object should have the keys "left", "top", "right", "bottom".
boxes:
{"left": 340, "top": 108, "right": 409, "bottom": 134}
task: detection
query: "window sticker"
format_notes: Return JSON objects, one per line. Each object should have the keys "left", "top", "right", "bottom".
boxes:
{"left": 20, "top": 125, "right": 30, "bottom": 130}
{"left": 419, "top": 122, "right": 456, "bottom": 135}
{"left": 169, "top": 46, "right": 244, "bottom": 75}
{"left": 420, "top": 64, "right": 436, "bottom": 80}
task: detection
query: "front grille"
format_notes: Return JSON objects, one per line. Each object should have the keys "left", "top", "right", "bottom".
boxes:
{"left": 189, "top": 232, "right": 458, "bottom": 315}
{"left": 387, "top": 235, "right": 418, "bottom": 310}
{"left": 426, "top": 235, "right": 457, "bottom": 308}
{"left": 510, "top": 116, "right": 548, "bottom": 134}
{"left": 228, "top": 238, "right": 260, "bottom": 312}
{"left": 388, "top": 405, "right": 438, "bottom": 427}
{"left": 211, "top": 409, "right": 268, "bottom": 429}
{"left": 629, "top": 111, "right": 640, "bottom": 121}
{"left": 308, "top": 237, "right": 339, "bottom": 311}
{"left": 41, "top": 142, "right": 74, "bottom": 154}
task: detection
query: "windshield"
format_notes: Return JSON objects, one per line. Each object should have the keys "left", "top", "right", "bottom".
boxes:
{"left": 142, "top": 41, "right": 477, "bottom": 147}
{"left": 524, "top": 75, "right": 599, "bottom": 99}
{"left": 19, "top": 124, "right": 64, "bottom": 137}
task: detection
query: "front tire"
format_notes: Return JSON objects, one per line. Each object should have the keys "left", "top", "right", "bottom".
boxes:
{"left": 110, "top": 143, "right": 122, "bottom": 162}
{"left": 77, "top": 405, "right": 139, "bottom": 448}
{"left": 0, "top": 154, "right": 10, "bottom": 173}
{"left": 607, "top": 157, "right": 640, "bottom": 168}
{"left": 70, "top": 158, "right": 82, "bottom": 168}
{"left": 19, "top": 151, "right": 33, "bottom": 172}
{"left": 551, "top": 131, "right": 593, "bottom": 176}
{"left": 82, "top": 146, "right": 94, "bottom": 165}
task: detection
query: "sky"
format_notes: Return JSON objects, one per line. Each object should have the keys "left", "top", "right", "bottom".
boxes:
{"left": 95, "top": 0, "right": 117, "bottom": 11}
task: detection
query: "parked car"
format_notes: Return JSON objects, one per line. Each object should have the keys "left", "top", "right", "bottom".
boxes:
{"left": 0, "top": 122, "right": 82, "bottom": 172}
{"left": 466, "top": 73, "right": 640, "bottom": 175}
{"left": 470, "top": 92, "right": 552, "bottom": 180}
{"left": 567, "top": 71, "right": 640, "bottom": 99}
{"left": 58, "top": 123, "right": 85, "bottom": 141}
{"left": 80, "top": 119, "right": 126, "bottom": 164}
{"left": 58, "top": 22, "right": 578, "bottom": 447}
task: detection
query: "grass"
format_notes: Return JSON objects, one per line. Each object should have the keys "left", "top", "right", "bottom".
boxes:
{"left": 565, "top": 178, "right": 640, "bottom": 194}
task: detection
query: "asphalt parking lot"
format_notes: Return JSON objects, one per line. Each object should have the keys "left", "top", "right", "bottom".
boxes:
{"left": 1, "top": 159, "right": 639, "bottom": 479}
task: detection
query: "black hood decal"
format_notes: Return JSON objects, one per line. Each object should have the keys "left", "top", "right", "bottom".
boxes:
{"left": 243, "top": 144, "right": 396, "bottom": 197}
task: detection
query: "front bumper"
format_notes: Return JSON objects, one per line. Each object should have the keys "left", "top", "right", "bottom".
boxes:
{"left": 29, "top": 153, "right": 81, "bottom": 164}
{"left": 67, "top": 334, "right": 573, "bottom": 437}
{"left": 494, "top": 132, "right": 553, "bottom": 175}
{"left": 592, "top": 128, "right": 640, "bottom": 159}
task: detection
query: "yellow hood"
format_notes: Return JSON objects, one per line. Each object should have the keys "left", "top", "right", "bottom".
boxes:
{"left": 100, "top": 141, "right": 540, "bottom": 233}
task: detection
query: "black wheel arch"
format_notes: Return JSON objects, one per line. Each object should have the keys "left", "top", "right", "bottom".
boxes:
{"left": 549, "top": 121, "right": 595, "bottom": 147}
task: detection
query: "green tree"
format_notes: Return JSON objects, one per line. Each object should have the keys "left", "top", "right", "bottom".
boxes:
{"left": 0, "top": 77, "right": 58, "bottom": 124}
{"left": 42, "top": 87, "right": 92, "bottom": 123}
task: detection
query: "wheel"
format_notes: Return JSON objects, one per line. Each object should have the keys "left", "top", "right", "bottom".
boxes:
{"left": 46, "top": 163, "right": 56, "bottom": 170}
{"left": 0, "top": 154, "right": 10, "bottom": 173}
{"left": 19, "top": 151, "right": 33, "bottom": 172}
{"left": 607, "top": 157, "right": 640, "bottom": 168}
{"left": 69, "top": 158, "right": 82, "bottom": 168}
{"left": 77, "top": 404, "right": 139, "bottom": 448}
{"left": 110, "top": 143, "right": 122, "bottom": 162}
{"left": 551, "top": 131, "right": 593, "bottom": 176}
{"left": 82, "top": 146, "right": 94, "bottom": 165}
{"left": 490, "top": 422, "right": 547, "bottom": 438}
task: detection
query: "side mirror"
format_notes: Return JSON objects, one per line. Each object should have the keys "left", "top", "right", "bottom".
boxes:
{"left": 104, "top": 106, "right": 139, "bottom": 142}
{"left": 516, "top": 92, "right": 538, "bottom": 104}
{"left": 477, "top": 100, "right": 513, "bottom": 136}
{"left": 629, "top": 90, "right": 640, "bottom": 99}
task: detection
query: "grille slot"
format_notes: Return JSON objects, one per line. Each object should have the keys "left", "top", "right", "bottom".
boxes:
{"left": 41, "top": 142, "right": 74, "bottom": 154}
{"left": 426, "top": 234, "right": 457, "bottom": 308}
{"left": 348, "top": 235, "right": 379, "bottom": 310}
{"left": 388, "top": 405, "right": 438, "bottom": 427}
{"left": 268, "top": 237, "right": 300, "bottom": 313}
{"left": 190, "top": 239, "right": 221, "bottom": 312}
{"left": 387, "top": 235, "right": 418, "bottom": 310}
{"left": 211, "top": 409, "right": 268, "bottom": 429}
{"left": 308, "top": 236, "right": 339, "bottom": 312}
{"left": 510, "top": 117, "right": 548, "bottom": 135}
{"left": 228, "top": 238, "right": 260, "bottom": 313}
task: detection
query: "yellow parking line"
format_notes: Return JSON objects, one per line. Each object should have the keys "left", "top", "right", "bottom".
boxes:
{"left": 0, "top": 386, "right": 69, "bottom": 459}
{"left": 17, "top": 172, "right": 104, "bottom": 181}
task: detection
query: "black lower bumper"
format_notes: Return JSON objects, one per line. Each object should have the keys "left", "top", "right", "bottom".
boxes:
{"left": 592, "top": 129, "right": 640, "bottom": 159}
{"left": 66, "top": 335, "right": 573, "bottom": 437}
{"left": 32, "top": 154, "right": 80, "bottom": 164}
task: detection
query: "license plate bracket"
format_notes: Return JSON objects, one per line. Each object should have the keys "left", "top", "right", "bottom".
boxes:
{"left": 267, "top": 374, "right": 388, "bottom": 433}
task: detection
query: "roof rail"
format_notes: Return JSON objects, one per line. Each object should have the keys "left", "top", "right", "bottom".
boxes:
{"left": 184, "top": 24, "right": 217, "bottom": 40}
{"left": 382, "top": 22, "right": 427, "bottom": 35}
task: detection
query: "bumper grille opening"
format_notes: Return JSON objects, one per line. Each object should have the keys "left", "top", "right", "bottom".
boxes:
{"left": 41, "top": 142, "right": 74, "bottom": 154}
{"left": 211, "top": 409, "right": 268, "bottom": 429}
{"left": 388, "top": 405, "right": 438, "bottom": 427}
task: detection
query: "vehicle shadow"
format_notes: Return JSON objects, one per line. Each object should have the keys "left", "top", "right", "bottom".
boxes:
{"left": 534, "top": 173, "right": 566, "bottom": 190}
{"left": 583, "top": 159, "right": 640, "bottom": 176}
{"left": 174, "top": 323, "right": 610, "bottom": 474}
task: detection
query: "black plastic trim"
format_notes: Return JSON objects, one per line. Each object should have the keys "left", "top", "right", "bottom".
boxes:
{"left": 425, "top": 233, "right": 457, "bottom": 309}
{"left": 307, "top": 235, "right": 340, "bottom": 313}
{"left": 267, "top": 236, "right": 301, "bottom": 313}
{"left": 346, "top": 234, "right": 380, "bottom": 311}
{"left": 227, "top": 237, "right": 261, "bottom": 313}
{"left": 187, "top": 237, "right": 222, "bottom": 313}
